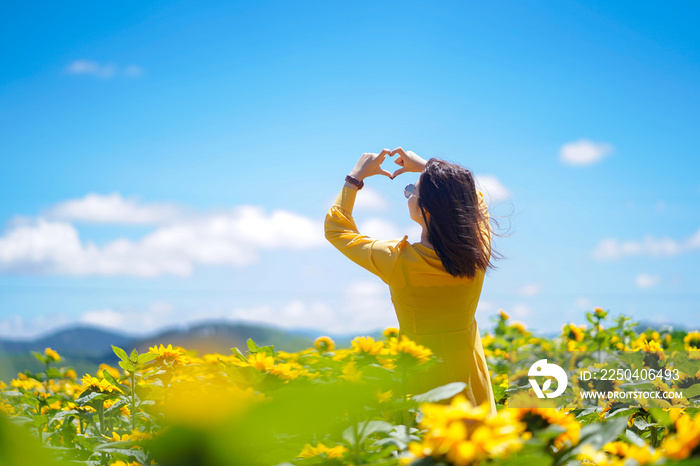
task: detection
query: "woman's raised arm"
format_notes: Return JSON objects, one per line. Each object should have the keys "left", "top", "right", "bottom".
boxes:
{"left": 324, "top": 150, "right": 409, "bottom": 284}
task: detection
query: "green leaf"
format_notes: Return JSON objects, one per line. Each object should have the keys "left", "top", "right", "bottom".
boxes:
{"left": 112, "top": 345, "right": 130, "bottom": 362}
{"left": 247, "top": 338, "right": 258, "bottom": 352}
{"left": 536, "top": 424, "right": 567, "bottom": 442}
{"left": 232, "top": 347, "right": 248, "bottom": 362}
{"left": 407, "top": 457, "right": 439, "bottom": 465}
{"left": 372, "top": 436, "right": 407, "bottom": 451}
{"left": 118, "top": 360, "right": 137, "bottom": 372}
{"left": 138, "top": 352, "right": 157, "bottom": 364}
{"left": 93, "top": 440, "right": 135, "bottom": 451}
{"left": 342, "top": 420, "right": 394, "bottom": 445}
{"left": 683, "top": 382, "right": 700, "bottom": 399}
{"left": 576, "top": 407, "right": 600, "bottom": 418}
{"left": 648, "top": 407, "right": 673, "bottom": 428}
{"left": 577, "top": 418, "right": 628, "bottom": 450}
{"left": 104, "top": 399, "right": 127, "bottom": 415}
{"left": 634, "top": 416, "right": 655, "bottom": 430}
{"left": 102, "top": 369, "right": 121, "bottom": 386}
{"left": 412, "top": 382, "right": 467, "bottom": 403}
{"left": 75, "top": 390, "right": 108, "bottom": 406}
{"left": 130, "top": 348, "right": 139, "bottom": 363}
{"left": 45, "top": 367, "right": 63, "bottom": 379}
{"left": 31, "top": 351, "right": 47, "bottom": 364}
{"left": 624, "top": 428, "right": 646, "bottom": 447}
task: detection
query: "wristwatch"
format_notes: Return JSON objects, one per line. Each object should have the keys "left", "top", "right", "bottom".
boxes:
{"left": 345, "top": 175, "right": 364, "bottom": 190}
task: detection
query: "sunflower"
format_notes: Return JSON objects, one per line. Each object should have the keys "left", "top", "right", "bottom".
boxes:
{"left": 513, "top": 406, "right": 580, "bottom": 450}
{"left": 148, "top": 344, "right": 190, "bottom": 367}
{"left": 339, "top": 361, "right": 363, "bottom": 383}
{"left": 383, "top": 327, "right": 400, "bottom": 339}
{"left": 660, "top": 411, "right": 700, "bottom": 460}
{"left": 684, "top": 331, "right": 700, "bottom": 351}
{"left": 297, "top": 442, "right": 347, "bottom": 459}
{"left": 351, "top": 336, "right": 386, "bottom": 356}
{"left": 403, "top": 394, "right": 529, "bottom": 465}
{"left": 387, "top": 335, "right": 433, "bottom": 365}
{"left": 313, "top": 336, "right": 335, "bottom": 352}
{"left": 44, "top": 347, "right": 61, "bottom": 362}
{"left": 563, "top": 323, "right": 586, "bottom": 342}
{"left": 603, "top": 441, "right": 662, "bottom": 465}
{"left": 81, "top": 374, "right": 123, "bottom": 395}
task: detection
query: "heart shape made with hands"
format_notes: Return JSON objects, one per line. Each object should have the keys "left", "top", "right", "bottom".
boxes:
{"left": 378, "top": 148, "right": 412, "bottom": 180}
{"left": 352, "top": 148, "right": 418, "bottom": 181}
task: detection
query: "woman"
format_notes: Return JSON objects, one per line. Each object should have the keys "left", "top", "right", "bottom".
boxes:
{"left": 324, "top": 147, "right": 498, "bottom": 417}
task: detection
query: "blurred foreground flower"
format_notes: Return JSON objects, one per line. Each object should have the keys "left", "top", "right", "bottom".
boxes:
{"left": 402, "top": 394, "right": 530, "bottom": 465}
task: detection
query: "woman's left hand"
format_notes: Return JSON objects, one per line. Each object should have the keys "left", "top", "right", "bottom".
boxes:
{"left": 349, "top": 149, "right": 394, "bottom": 181}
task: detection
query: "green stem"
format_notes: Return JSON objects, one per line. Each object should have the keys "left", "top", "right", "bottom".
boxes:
{"left": 130, "top": 371, "right": 137, "bottom": 432}
{"left": 650, "top": 425, "right": 658, "bottom": 448}
{"left": 97, "top": 403, "right": 105, "bottom": 436}
{"left": 44, "top": 361, "right": 50, "bottom": 393}
{"left": 401, "top": 363, "right": 408, "bottom": 427}
{"left": 352, "top": 413, "right": 362, "bottom": 465}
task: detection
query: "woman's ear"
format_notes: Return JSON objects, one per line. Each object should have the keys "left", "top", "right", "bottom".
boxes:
{"left": 420, "top": 206, "right": 430, "bottom": 224}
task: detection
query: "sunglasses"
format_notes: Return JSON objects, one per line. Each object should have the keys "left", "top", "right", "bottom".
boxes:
{"left": 404, "top": 183, "right": 418, "bottom": 199}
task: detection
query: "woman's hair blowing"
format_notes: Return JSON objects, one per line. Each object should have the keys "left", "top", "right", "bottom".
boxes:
{"left": 418, "top": 158, "right": 503, "bottom": 279}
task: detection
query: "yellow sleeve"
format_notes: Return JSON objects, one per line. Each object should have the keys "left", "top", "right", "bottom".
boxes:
{"left": 324, "top": 186, "right": 407, "bottom": 284}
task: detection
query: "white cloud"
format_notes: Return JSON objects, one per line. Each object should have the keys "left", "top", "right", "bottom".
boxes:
{"left": 512, "top": 303, "right": 533, "bottom": 318}
{"left": 404, "top": 223, "right": 423, "bottom": 244}
{"left": 123, "top": 65, "right": 144, "bottom": 77}
{"left": 0, "top": 313, "right": 73, "bottom": 340}
{"left": 66, "top": 60, "right": 143, "bottom": 79}
{"left": 324, "top": 187, "right": 391, "bottom": 213}
{"left": 230, "top": 302, "right": 337, "bottom": 332}
{"left": 79, "top": 301, "right": 176, "bottom": 334}
{"left": 474, "top": 175, "right": 510, "bottom": 204}
{"left": 44, "top": 193, "right": 181, "bottom": 224}
{"left": 474, "top": 300, "right": 496, "bottom": 330}
{"left": 355, "top": 217, "right": 424, "bottom": 245}
{"left": 519, "top": 284, "right": 541, "bottom": 297}
{"left": 358, "top": 218, "right": 404, "bottom": 240}
{"left": 592, "top": 229, "right": 700, "bottom": 260}
{"left": 687, "top": 229, "right": 700, "bottom": 250}
{"left": 574, "top": 297, "right": 592, "bottom": 309}
{"left": 0, "top": 281, "right": 399, "bottom": 339}
{"left": 81, "top": 309, "right": 126, "bottom": 329}
{"left": 230, "top": 280, "right": 396, "bottom": 334}
{"left": 353, "top": 187, "right": 390, "bottom": 212}
{"left": 0, "top": 195, "right": 324, "bottom": 277}
{"left": 635, "top": 273, "right": 660, "bottom": 289}
{"left": 559, "top": 139, "right": 614, "bottom": 166}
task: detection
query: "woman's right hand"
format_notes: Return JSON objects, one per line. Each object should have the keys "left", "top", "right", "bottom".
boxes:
{"left": 390, "top": 147, "right": 428, "bottom": 178}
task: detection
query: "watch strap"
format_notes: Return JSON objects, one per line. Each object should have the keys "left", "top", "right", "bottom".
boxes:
{"left": 345, "top": 175, "right": 364, "bottom": 190}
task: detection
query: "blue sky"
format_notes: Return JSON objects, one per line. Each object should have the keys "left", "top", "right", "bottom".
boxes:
{"left": 0, "top": 0, "right": 698, "bottom": 339}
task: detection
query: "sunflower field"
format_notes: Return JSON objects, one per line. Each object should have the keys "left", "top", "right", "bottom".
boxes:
{"left": 1, "top": 308, "right": 699, "bottom": 466}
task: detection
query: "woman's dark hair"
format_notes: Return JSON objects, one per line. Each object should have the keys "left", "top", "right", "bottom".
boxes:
{"left": 418, "top": 158, "right": 505, "bottom": 279}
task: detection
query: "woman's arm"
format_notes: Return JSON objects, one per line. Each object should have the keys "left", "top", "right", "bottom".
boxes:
{"left": 324, "top": 185, "right": 407, "bottom": 284}
{"left": 324, "top": 150, "right": 408, "bottom": 284}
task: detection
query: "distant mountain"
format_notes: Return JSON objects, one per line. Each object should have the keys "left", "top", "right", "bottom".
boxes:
{"left": 0, "top": 320, "right": 386, "bottom": 381}
{"left": 0, "top": 321, "right": 385, "bottom": 362}
{"left": 1, "top": 317, "right": 692, "bottom": 362}
{"left": 634, "top": 320, "right": 691, "bottom": 333}
{"left": 0, "top": 326, "right": 132, "bottom": 355}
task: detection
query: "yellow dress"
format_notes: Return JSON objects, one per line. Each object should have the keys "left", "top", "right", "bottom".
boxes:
{"left": 324, "top": 185, "right": 497, "bottom": 417}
